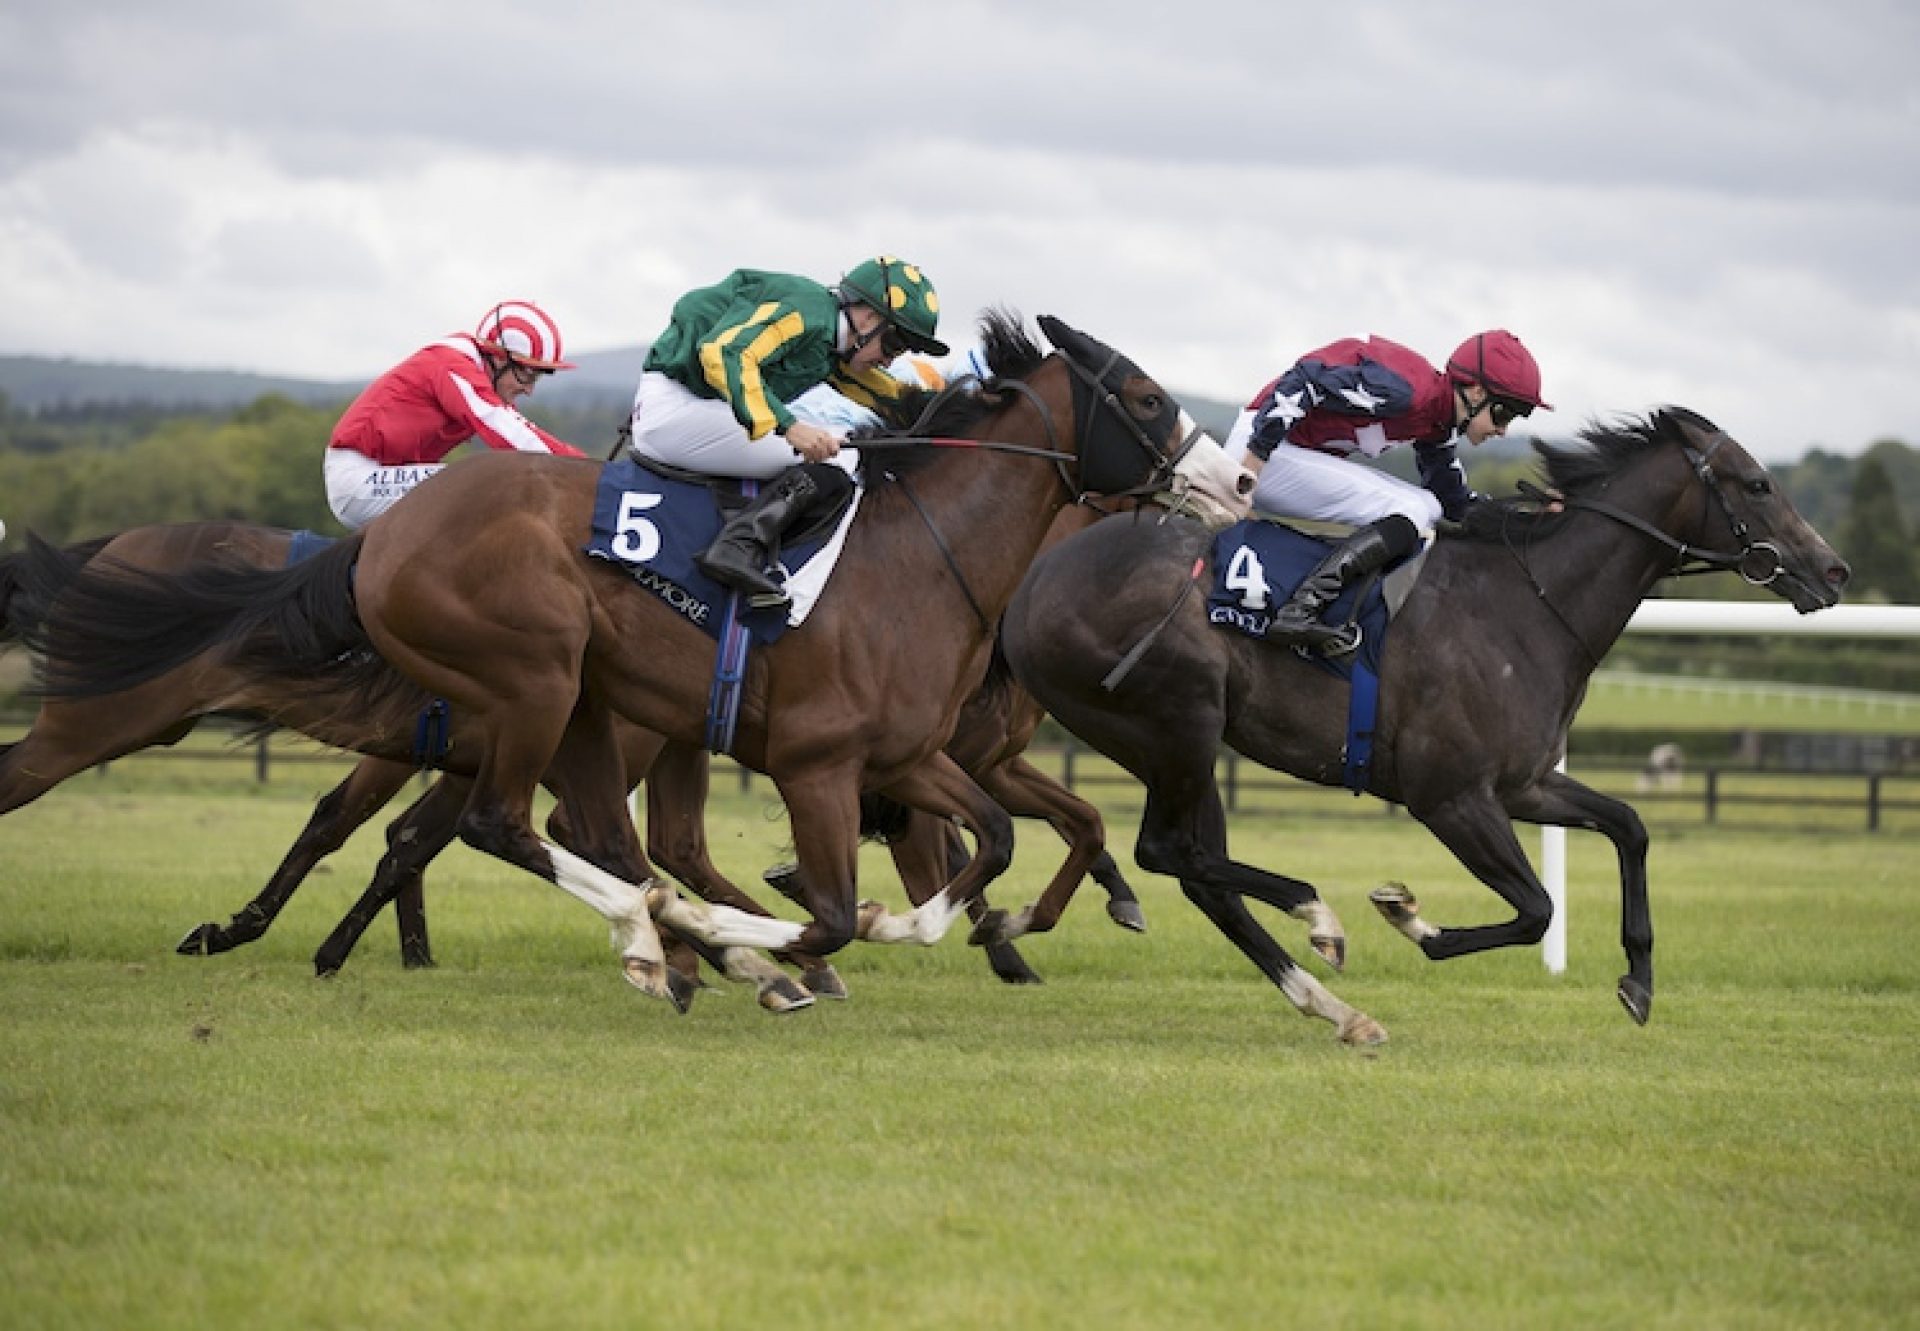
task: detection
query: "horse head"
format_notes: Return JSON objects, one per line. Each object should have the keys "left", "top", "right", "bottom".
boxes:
{"left": 1658, "top": 409, "right": 1851, "bottom": 612}
{"left": 1036, "top": 315, "right": 1192, "bottom": 500}
{"left": 1545, "top": 407, "right": 1850, "bottom": 614}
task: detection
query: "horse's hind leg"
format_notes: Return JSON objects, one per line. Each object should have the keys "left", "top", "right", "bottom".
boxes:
{"left": 1183, "top": 881, "right": 1385, "bottom": 1044}
{"left": 178, "top": 756, "right": 417, "bottom": 959}
{"left": 313, "top": 773, "right": 467, "bottom": 977}
{"left": 1131, "top": 770, "right": 1347, "bottom": 972}
{"left": 888, "top": 812, "right": 1044, "bottom": 985}
{"left": 1513, "top": 773, "right": 1654, "bottom": 1024}
{"left": 968, "top": 754, "right": 1147, "bottom": 943}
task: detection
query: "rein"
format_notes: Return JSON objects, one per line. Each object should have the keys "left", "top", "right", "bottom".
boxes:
{"left": 857, "top": 348, "right": 1182, "bottom": 633}
{"left": 1549, "top": 435, "right": 1787, "bottom": 585}
{"left": 1501, "top": 432, "right": 1788, "bottom": 668}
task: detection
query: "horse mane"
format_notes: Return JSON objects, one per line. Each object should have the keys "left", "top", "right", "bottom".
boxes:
{"left": 854, "top": 308, "right": 1047, "bottom": 480}
{"left": 1446, "top": 406, "right": 1720, "bottom": 543}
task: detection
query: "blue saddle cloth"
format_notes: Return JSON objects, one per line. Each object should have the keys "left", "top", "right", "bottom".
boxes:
{"left": 583, "top": 457, "right": 831, "bottom": 647}
{"left": 285, "top": 529, "right": 337, "bottom": 565}
{"left": 1205, "top": 521, "right": 1393, "bottom": 680}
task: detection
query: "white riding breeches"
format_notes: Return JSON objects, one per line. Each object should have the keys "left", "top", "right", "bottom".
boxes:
{"left": 629, "top": 371, "right": 858, "bottom": 480}
{"left": 1250, "top": 442, "right": 1441, "bottom": 531}
{"left": 325, "top": 448, "right": 445, "bottom": 530}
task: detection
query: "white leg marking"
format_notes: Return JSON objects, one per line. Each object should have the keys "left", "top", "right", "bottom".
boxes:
{"left": 544, "top": 842, "right": 664, "bottom": 970}
{"left": 858, "top": 888, "right": 970, "bottom": 946}
{"left": 1289, "top": 897, "right": 1344, "bottom": 940}
{"left": 646, "top": 885, "right": 807, "bottom": 950}
{"left": 1278, "top": 967, "right": 1388, "bottom": 1045}
{"left": 1370, "top": 882, "right": 1440, "bottom": 943}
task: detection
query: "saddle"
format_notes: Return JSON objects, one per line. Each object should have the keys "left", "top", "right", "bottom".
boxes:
{"left": 1206, "top": 521, "right": 1427, "bottom": 681}
{"left": 582, "top": 455, "right": 860, "bottom": 647}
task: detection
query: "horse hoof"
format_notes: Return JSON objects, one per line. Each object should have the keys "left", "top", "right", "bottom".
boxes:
{"left": 966, "top": 908, "right": 1010, "bottom": 947}
{"left": 799, "top": 965, "right": 849, "bottom": 1001}
{"left": 1106, "top": 900, "right": 1148, "bottom": 934}
{"left": 1310, "top": 934, "right": 1347, "bottom": 973}
{"left": 622, "top": 956, "right": 671, "bottom": 1001}
{"left": 401, "top": 952, "right": 437, "bottom": 971}
{"left": 987, "top": 945, "right": 1044, "bottom": 986}
{"left": 758, "top": 974, "right": 817, "bottom": 1014}
{"left": 1616, "top": 977, "right": 1653, "bottom": 1026}
{"left": 762, "top": 862, "right": 807, "bottom": 907}
{"left": 1369, "top": 882, "right": 1418, "bottom": 921}
{"left": 175, "top": 924, "right": 220, "bottom": 957}
{"left": 314, "top": 961, "right": 341, "bottom": 980}
{"left": 665, "top": 966, "right": 699, "bottom": 1015}
{"left": 1337, "top": 1013, "right": 1389, "bottom": 1046}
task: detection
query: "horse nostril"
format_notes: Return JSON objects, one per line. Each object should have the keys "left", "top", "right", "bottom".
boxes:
{"left": 1829, "top": 565, "right": 1852, "bottom": 588}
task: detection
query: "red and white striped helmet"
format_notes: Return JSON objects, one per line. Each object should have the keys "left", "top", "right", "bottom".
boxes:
{"left": 474, "top": 300, "right": 575, "bottom": 371}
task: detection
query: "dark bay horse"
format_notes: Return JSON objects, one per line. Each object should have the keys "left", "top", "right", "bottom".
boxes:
{"left": 1001, "top": 408, "right": 1850, "bottom": 1043}
{"left": 1, "top": 518, "right": 1145, "bottom": 997}
{"left": 16, "top": 312, "right": 1192, "bottom": 1004}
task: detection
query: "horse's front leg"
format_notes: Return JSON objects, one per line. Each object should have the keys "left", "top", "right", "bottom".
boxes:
{"left": 1377, "top": 789, "right": 1561, "bottom": 977}
{"left": 641, "top": 739, "right": 822, "bottom": 1012}
{"left": 772, "top": 765, "right": 867, "bottom": 959}
{"left": 860, "top": 753, "right": 1013, "bottom": 946}
{"left": 1511, "top": 772, "right": 1654, "bottom": 1025}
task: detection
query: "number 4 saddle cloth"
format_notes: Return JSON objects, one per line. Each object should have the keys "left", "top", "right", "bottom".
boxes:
{"left": 1205, "top": 520, "right": 1426, "bottom": 680}
{"left": 583, "top": 456, "right": 862, "bottom": 646}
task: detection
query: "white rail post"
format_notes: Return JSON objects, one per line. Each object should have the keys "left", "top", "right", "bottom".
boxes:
{"left": 1543, "top": 600, "right": 1920, "bottom": 971}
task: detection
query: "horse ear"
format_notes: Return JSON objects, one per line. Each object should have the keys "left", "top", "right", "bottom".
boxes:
{"left": 1659, "top": 405, "right": 1723, "bottom": 446}
{"left": 1036, "top": 314, "right": 1073, "bottom": 350}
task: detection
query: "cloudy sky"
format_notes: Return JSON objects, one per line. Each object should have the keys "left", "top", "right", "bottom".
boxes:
{"left": 2, "top": 0, "right": 1915, "bottom": 461}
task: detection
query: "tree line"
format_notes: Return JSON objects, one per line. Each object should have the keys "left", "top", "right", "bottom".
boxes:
{"left": 3, "top": 388, "right": 1916, "bottom": 693}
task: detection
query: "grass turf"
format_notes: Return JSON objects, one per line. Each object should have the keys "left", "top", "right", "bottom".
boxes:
{"left": 1, "top": 768, "right": 1916, "bottom": 1330}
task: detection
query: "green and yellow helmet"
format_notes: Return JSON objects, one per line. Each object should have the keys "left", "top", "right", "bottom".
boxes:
{"left": 839, "top": 256, "right": 949, "bottom": 356}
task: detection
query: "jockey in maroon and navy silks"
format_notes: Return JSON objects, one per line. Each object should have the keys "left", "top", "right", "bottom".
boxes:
{"left": 330, "top": 336, "right": 584, "bottom": 467}
{"left": 1236, "top": 335, "right": 1474, "bottom": 521}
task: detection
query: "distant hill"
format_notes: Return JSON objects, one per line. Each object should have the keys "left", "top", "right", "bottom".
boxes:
{"left": 1, "top": 350, "right": 1894, "bottom": 537}
{"left": 0, "top": 348, "right": 647, "bottom": 416}
{"left": 0, "top": 346, "right": 1248, "bottom": 432}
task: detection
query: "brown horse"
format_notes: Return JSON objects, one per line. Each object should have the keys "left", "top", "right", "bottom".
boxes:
{"left": 2, "top": 518, "right": 1143, "bottom": 998}
{"left": 16, "top": 312, "right": 1191, "bottom": 1003}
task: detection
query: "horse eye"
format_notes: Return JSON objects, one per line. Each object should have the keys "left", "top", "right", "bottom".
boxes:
{"left": 1747, "top": 478, "right": 1773, "bottom": 497}
{"left": 1140, "top": 393, "right": 1163, "bottom": 413}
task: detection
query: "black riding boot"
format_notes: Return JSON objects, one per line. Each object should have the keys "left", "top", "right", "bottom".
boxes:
{"left": 1268, "top": 515, "right": 1419, "bottom": 653}
{"left": 694, "top": 464, "right": 851, "bottom": 608}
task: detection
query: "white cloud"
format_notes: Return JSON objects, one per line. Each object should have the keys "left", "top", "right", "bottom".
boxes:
{"left": 0, "top": 0, "right": 1915, "bottom": 460}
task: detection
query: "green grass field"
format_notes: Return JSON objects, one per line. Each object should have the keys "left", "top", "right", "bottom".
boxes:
{"left": 2, "top": 760, "right": 1916, "bottom": 1330}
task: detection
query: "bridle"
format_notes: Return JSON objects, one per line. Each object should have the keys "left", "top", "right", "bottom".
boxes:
{"left": 860, "top": 343, "right": 1187, "bottom": 630}
{"left": 1503, "top": 429, "right": 1789, "bottom": 668}
{"left": 1053, "top": 342, "right": 1198, "bottom": 501}
{"left": 1553, "top": 433, "right": 1786, "bottom": 587}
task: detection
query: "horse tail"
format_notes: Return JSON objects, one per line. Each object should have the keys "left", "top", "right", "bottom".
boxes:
{"left": 976, "top": 630, "right": 1019, "bottom": 719}
{"left": 0, "top": 532, "right": 116, "bottom": 644}
{"left": 15, "top": 531, "right": 369, "bottom": 700}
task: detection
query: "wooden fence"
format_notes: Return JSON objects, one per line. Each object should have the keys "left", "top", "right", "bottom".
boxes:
{"left": 36, "top": 725, "right": 1920, "bottom": 835}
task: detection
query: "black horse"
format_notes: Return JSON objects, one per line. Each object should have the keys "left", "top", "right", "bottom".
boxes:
{"left": 1001, "top": 407, "right": 1850, "bottom": 1042}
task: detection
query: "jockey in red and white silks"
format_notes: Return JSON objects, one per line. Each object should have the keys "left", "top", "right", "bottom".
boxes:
{"left": 325, "top": 301, "right": 585, "bottom": 530}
